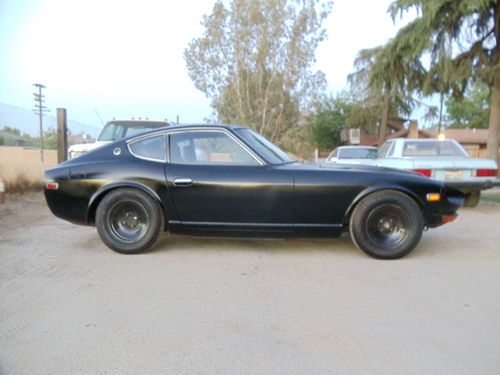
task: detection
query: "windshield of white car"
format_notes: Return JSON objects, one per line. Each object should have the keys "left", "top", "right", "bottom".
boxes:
{"left": 339, "top": 148, "right": 377, "bottom": 159}
{"left": 402, "top": 140, "right": 468, "bottom": 157}
{"left": 98, "top": 122, "right": 165, "bottom": 142}
{"left": 235, "top": 128, "right": 295, "bottom": 164}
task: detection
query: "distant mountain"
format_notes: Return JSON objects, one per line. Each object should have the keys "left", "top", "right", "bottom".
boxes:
{"left": 0, "top": 103, "right": 101, "bottom": 138}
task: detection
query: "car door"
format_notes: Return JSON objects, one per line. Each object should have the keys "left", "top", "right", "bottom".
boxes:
{"left": 164, "top": 129, "right": 294, "bottom": 229}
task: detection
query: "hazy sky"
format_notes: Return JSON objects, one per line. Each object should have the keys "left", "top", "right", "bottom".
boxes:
{"left": 0, "top": 0, "right": 414, "bottom": 129}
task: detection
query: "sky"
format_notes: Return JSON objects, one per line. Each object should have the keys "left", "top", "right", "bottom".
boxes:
{"left": 0, "top": 0, "right": 415, "bottom": 132}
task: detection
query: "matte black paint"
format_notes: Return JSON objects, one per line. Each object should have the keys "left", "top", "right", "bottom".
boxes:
{"left": 44, "top": 124, "right": 463, "bottom": 239}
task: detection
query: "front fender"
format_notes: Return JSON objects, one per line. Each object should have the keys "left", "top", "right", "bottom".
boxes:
{"left": 343, "top": 184, "right": 430, "bottom": 226}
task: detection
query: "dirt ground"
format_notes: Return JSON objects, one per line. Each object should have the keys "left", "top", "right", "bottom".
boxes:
{"left": 1, "top": 193, "right": 500, "bottom": 375}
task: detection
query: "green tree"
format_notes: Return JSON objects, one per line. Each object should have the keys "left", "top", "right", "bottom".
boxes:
{"left": 381, "top": 0, "right": 500, "bottom": 165}
{"left": 0, "top": 135, "right": 4, "bottom": 145}
{"left": 184, "top": 0, "right": 332, "bottom": 143}
{"left": 42, "top": 128, "right": 58, "bottom": 149}
{"left": 309, "top": 96, "right": 352, "bottom": 150}
{"left": 446, "top": 81, "right": 490, "bottom": 129}
{"left": 349, "top": 42, "right": 423, "bottom": 145}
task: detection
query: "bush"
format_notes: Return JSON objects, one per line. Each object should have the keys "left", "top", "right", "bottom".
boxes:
{"left": 4, "top": 174, "right": 44, "bottom": 194}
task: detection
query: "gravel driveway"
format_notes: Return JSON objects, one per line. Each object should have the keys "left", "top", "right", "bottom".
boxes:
{"left": 1, "top": 193, "right": 500, "bottom": 374}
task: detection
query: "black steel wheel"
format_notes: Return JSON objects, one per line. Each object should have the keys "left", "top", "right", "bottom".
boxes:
{"left": 96, "top": 188, "right": 164, "bottom": 254}
{"left": 349, "top": 190, "right": 424, "bottom": 259}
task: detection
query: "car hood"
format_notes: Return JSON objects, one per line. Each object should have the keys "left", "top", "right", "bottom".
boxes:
{"left": 281, "top": 161, "right": 423, "bottom": 177}
{"left": 68, "top": 141, "right": 110, "bottom": 152}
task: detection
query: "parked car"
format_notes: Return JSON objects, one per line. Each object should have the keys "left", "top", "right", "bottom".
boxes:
{"left": 326, "top": 146, "right": 378, "bottom": 164}
{"left": 44, "top": 124, "right": 463, "bottom": 259}
{"left": 68, "top": 119, "right": 170, "bottom": 159}
{"left": 374, "top": 138, "right": 500, "bottom": 207}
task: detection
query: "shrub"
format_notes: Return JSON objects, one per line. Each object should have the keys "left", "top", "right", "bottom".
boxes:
{"left": 4, "top": 174, "right": 44, "bottom": 194}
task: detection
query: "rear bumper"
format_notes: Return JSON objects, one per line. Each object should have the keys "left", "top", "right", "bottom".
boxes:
{"left": 444, "top": 179, "right": 500, "bottom": 192}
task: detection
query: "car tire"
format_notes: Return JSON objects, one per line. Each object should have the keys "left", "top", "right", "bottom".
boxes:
{"left": 349, "top": 190, "right": 424, "bottom": 259}
{"left": 95, "top": 188, "right": 164, "bottom": 254}
{"left": 463, "top": 190, "right": 481, "bottom": 208}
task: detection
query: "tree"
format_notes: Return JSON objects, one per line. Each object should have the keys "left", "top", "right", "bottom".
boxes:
{"left": 384, "top": 0, "right": 500, "bottom": 166}
{"left": 184, "top": 0, "right": 332, "bottom": 143}
{"left": 309, "top": 96, "right": 352, "bottom": 150}
{"left": 349, "top": 44, "right": 423, "bottom": 145}
{"left": 446, "top": 81, "right": 490, "bottom": 129}
{"left": 0, "top": 135, "right": 4, "bottom": 145}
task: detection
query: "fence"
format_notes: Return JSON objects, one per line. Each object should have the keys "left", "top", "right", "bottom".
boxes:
{"left": 0, "top": 146, "right": 58, "bottom": 182}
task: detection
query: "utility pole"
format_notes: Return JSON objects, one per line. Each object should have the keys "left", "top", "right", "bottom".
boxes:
{"left": 33, "top": 83, "right": 50, "bottom": 162}
{"left": 57, "top": 108, "right": 68, "bottom": 163}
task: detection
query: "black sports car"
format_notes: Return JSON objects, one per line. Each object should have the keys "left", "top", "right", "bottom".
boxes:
{"left": 44, "top": 124, "right": 463, "bottom": 259}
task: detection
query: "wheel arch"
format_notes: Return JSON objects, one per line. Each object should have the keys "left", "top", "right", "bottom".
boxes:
{"left": 343, "top": 185, "right": 429, "bottom": 226}
{"left": 87, "top": 181, "right": 166, "bottom": 227}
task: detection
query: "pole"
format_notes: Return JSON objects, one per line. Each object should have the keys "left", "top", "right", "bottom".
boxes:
{"left": 37, "top": 84, "right": 44, "bottom": 162}
{"left": 438, "top": 92, "right": 444, "bottom": 136}
{"left": 33, "top": 83, "right": 48, "bottom": 162}
{"left": 57, "top": 108, "right": 68, "bottom": 163}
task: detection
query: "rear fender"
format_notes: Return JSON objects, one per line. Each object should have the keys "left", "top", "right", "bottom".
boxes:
{"left": 87, "top": 181, "right": 166, "bottom": 227}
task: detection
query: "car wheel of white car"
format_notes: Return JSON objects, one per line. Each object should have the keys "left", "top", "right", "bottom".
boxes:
{"left": 463, "top": 190, "right": 481, "bottom": 208}
{"left": 350, "top": 190, "right": 424, "bottom": 259}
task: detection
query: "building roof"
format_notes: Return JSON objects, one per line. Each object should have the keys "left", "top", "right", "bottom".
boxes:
{"left": 427, "top": 128, "right": 490, "bottom": 144}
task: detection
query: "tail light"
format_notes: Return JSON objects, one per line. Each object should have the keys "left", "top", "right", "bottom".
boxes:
{"left": 46, "top": 182, "right": 59, "bottom": 190}
{"left": 413, "top": 169, "right": 432, "bottom": 177}
{"left": 476, "top": 169, "right": 497, "bottom": 177}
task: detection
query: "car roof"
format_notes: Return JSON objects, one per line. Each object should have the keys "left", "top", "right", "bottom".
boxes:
{"left": 125, "top": 123, "right": 251, "bottom": 142}
{"left": 388, "top": 137, "right": 450, "bottom": 142}
{"left": 108, "top": 119, "right": 170, "bottom": 127}
{"left": 337, "top": 145, "right": 377, "bottom": 149}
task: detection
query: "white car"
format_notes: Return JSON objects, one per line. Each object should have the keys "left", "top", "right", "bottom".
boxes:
{"left": 68, "top": 119, "right": 170, "bottom": 159}
{"left": 374, "top": 138, "right": 500, "bottom": 207}
{"left": 326, "top": 146, "right": 378, "bottom": 164}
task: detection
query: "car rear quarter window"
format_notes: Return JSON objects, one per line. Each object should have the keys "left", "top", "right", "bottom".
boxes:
{"left": 129, "top": 135, "right": 166, "bottom": 162}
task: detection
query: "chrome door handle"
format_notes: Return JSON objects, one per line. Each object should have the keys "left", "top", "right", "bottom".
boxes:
{"left": 173, "top": 178, "right": 193, "bottom": 186}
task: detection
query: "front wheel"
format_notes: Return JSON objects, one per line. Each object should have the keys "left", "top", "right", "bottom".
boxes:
{"left": 349, "top": 190, "right": 424, "bottom": 259}
{"left": 95, "top": 188, "right": 164, "bottom": 254}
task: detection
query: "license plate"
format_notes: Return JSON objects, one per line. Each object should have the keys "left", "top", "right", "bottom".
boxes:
{"left": 444, "top": 170, "right": 463, "bottom": 180}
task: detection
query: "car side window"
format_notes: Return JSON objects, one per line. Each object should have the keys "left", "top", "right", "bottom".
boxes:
{"left": 169, "top": 131, "right": 259, "bottom": 166}
{"left": 129, "top": 135, "right": 166, "bottom": 162}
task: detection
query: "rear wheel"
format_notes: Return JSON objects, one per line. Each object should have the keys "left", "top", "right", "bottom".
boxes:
{"left": 349, "top": 190, "right": 424, "bottom": 259}
{"left": 95, "top": 188, "right": 164, "bottom": 254}
{"left": 463, "top": 190, "right": 481, "bottom": 208}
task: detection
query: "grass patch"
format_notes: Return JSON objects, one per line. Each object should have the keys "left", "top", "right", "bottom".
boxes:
{"left": 481, "top": 193, "right": 500, "bottom": 204}
{"left": 4, "top": 174, "right": 44, "bottom": 194}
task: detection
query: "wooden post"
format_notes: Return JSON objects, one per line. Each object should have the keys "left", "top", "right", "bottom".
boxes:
{"left": 57, "top": 108, "right": 68, "bottom": 163}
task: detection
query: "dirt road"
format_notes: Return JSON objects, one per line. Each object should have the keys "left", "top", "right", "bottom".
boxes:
{"left": 1, "top": 193, "right": 500, "bottom": 374}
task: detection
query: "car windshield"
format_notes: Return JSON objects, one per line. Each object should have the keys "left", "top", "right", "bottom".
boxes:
{"left": 402, "top": 140, "right": 468, "bottom": 157}
{"left": 98, "top": 122, "right": 167, "bottom": 142}
{"left": 235, "top": 128, "right": 295, "bottom": 164}
{"left": 340, "top": 148, "right": 377, "bottom": 159}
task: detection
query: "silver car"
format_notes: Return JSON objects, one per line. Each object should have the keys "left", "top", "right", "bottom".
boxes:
{"left": 374, "top": 138, "right": 499, "bottom": 207}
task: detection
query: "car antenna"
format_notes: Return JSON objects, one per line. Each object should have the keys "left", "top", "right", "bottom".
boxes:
{"left": 94, "top": 108, "right": 105, "bottom": 127}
